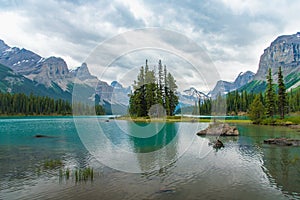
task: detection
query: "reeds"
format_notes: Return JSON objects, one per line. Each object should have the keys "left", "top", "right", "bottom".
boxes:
{"left": 74, "top": 167, "right": 94, "bottom": 182}
{"left": 42, "top": 159, "right": 94, "bottom": 182}
{"left": 59, "top": 167, "right": 94, "bottom": 182}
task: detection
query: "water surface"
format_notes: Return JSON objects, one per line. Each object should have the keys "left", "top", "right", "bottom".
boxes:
{"left": 0, "top": 116, "right": 299, "bottom": 199}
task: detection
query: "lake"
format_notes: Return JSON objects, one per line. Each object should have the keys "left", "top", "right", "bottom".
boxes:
{"left": 0, "top": 116, "right": 299, "bottom": 200}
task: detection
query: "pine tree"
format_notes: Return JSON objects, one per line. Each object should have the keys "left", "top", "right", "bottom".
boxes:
{"left": 164, "top": 65, "right": 169, "bottom": 113}
{"left": 144, "top": 60, "right": 157, "bottom": 111}
{"left": 157, "top": 60, "right": 164, "bottom": 105}
{"left": 131, "top": 66, "right": 147, "bottom": 116}
{"left": 277, "top": 67, "right": 287, "bottom": 119}
{"left": 166, "top": 72, "right": 178, "bottom": 115}
{"left": 265, "top": 68, "right": 276, "bottom": 118}
{"left": 248, "top": 95, "right": 265, "bottom": 124}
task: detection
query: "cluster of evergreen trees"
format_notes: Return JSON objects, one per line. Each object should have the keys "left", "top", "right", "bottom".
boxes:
{"left": 72, "top": 102, "right": 105, "bottom": 115}
{"left": 129, "top": 60, "right": 179, "bottom": 117}
{"left": 192, "top": 67, "right": 300, "bottom": 120}
{"left": 0, "top": 93, "right": 72, "bottom": 115}
{"left": 192, "top": 91, "right": 258, "bottom": 116}
{"left": 0, "top": 92, "right": 105, "bottom": 115}
{"left": 249, "top": 67, "right": 288, "bottom": 122}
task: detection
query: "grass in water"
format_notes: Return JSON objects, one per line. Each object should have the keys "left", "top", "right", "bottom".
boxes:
{"left": 74, "top": 167, "right": 94, "bottom": 182}
{"left": 43, "top": 159, "right": 63, "bottom": 169}
{"left": 42, "top": 159, "right": 94, "bottom": 182}
{"left": 59, "top": 167, "right": 94, "bottom": 182}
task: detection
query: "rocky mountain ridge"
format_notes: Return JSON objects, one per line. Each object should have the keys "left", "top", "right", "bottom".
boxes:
{"left": 242, "top": 32, "right": 300, "bottom": 92}
{"left": 254, "top": 32, "right": 300, "bottom": 81}
{"left": 209, "top": 71, "right": 255, "bottom": 97}
{"left": 0, "top": 39, "right": 131, "bottom": 111}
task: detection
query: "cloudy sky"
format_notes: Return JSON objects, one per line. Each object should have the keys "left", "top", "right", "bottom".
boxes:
{"left": 0, "top": 0, "right": 300, "bottom": 91}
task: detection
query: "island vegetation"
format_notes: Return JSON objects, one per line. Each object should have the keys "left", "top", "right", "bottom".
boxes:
{"left": 129, "top": 60, "right": 178, "bottom": 117}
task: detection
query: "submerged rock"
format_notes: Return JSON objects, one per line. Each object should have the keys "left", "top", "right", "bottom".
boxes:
{"left": 34, "top": 134, "right": 53, "bottom": 138}
{"left": 264, "top": 138, "right": 300, "bottom": 146}
{"left": 209, "top": 139, "right": 224, "bottom": 149}
{"left": 157, "top": 187, "right": 176, "bottom": 194}
{"left": 197, "top": 123, "right": 239, "bottom": 136}
{"left": 214, "top": 139, "right": 224, "bottom": 148}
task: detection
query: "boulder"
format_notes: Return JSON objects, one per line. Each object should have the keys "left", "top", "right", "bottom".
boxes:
{"left": 264, "top": 138, "right": 300, "bottom": 146}
{"left": 197, "top": 123, "right": 239, "bottom": 136}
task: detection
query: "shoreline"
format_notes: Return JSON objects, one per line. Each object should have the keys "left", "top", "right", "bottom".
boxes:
{"left": 116, "top": 116, "right": 252, "bottom": 123}
{"left": 0, "top": 115, "right": 298, "bottom": 126}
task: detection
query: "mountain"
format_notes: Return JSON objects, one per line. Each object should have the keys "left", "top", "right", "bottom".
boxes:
{"left": 0, "top": 40, "right": 72, "bottom": 89}
{"left": 209, "top": 71, "right": 255, "bottom": 97}
{"left": 0, "top": 63, "right": 71, "bottom": 99}
{"left": 110, "top": 81, "right": 131, "bottom": 105}
{"left": 178, "top": 87, "right": 209, "bottom": 106}
{"left": 0, "top": 39, "right": 129, "bottom": 114}
{"left": 242, "top": 32, "right": 300, "bottom": 93}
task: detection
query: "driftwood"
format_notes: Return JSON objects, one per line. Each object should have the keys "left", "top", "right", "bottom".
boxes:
{"left": 264, "top": 138, "right": 300, "bottom": 146}
{"left": 197, "top": 123, "right": 239, "bottom": 136}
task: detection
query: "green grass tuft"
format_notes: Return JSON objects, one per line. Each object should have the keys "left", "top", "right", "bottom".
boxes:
{"left": 43, "top": 159, "right": 63, "bottom": 169}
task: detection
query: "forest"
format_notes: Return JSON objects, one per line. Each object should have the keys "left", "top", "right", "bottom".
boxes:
{"left": 0, "top": 92, "right": 105, "bottom": 115}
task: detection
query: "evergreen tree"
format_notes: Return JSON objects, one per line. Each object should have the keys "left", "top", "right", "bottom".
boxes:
{"left": 277, "top": 67, "right": 287, "bottom": 119}
{"left": 265, "top": 68, "right": 276, "bottom": 118}
{"left": 131, "top": 66, "right": 147, "bottom": 116}
{"left": 166, "top": 72, "right": 179, "bottom": 115}
{"left": 248, "top": 95, "right": 265, "bottom": 124}
{"left": 164, "top": 65, "right": 169, "bottom": 112}
{"left": 157, "top": 60, "right": 164, "bottom": 105}
{"left": 144, "top": 60, "right": 157, "bottom": 111}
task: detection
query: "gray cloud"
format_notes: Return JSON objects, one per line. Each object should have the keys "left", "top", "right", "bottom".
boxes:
{"left": 0, "top": 0, "right": 300, "bottom": 90}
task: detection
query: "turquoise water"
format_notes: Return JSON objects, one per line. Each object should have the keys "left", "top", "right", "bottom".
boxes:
{"left": 0, "top": 116, "right": 300, "bottom": 199}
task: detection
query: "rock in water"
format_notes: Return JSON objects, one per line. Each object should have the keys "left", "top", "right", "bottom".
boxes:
{"left": 197, "top": 123, "right": 239, "bottom": 136}
{"left": 264, "top": 138, "right": 300, "bottom": 146}
{"left": 213, "top": 139, "right": 224, "bottom": 149}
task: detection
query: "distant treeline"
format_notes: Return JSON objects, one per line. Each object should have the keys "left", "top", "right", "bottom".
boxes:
{"left": 0, "top": 92, "right": 105, "bottom": 115}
